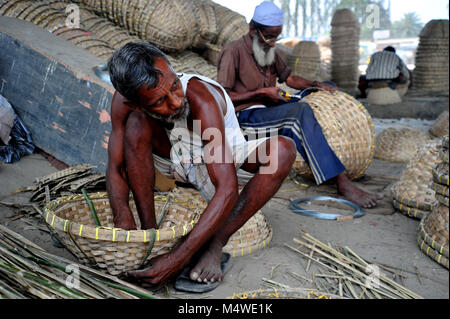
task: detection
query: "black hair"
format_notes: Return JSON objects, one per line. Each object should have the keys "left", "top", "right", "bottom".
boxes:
{"left": 107, "top": 42, "right": 169, "bottom": 104}
{"left": 383, "top": 46, "right": 396, "bottom": 53}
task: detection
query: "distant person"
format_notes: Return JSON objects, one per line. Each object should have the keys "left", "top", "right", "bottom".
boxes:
{"left": 358, "top": 46, "right": 410, "bottom": 98}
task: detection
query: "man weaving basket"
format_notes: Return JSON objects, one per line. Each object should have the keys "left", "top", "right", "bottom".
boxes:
{"left": 105, "top": 42, "right": 296, "bottom": 292}
{"left": 217, "top": 1, "right": 382, "bottom": 208}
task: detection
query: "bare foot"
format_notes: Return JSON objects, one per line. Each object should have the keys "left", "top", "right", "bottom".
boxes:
{"left": 190, "top": 243, "right": 224, "bottom": 283}
{"left": 336, "top": 173, "right": 383, "bottom": 208}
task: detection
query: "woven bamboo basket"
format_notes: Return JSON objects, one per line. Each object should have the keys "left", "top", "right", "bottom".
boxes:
{"left": 393, "top": 199, "right": 429, "bottom": 220}
{"left": 170, "top": 51, "right": 218, "bottom": 80}
{"left": 212, "top": 1, "right": 248, "bottom": 47}
{"left": 374, "top": 127, "right": 433, "bottom": 163}
{"left": 432, "top": 162, "right": 449, "bottom": 186}
{"left": 191, "top": 0, "right": 218, "bottom": 49}
{"left": 429, "top": 111, "right": 449, "bottom": 138}
{"left": 431, "top": 181, "right": 449, "bottom": 197}
{"left": 42, "top": 188, "right": 273, "bottom": 275}
{"left": 223, "top": 211, "right": 272, "bottom": 258}
{"left": 366, "top": 87, "right": 402, "bottom": 105}
{"left": 417, "top": 204, "right": 449, "bottom": 269}
{"left": 228, "top": 288, "right": 341, "bottom": 299}
{"left": 288, "top": 41, "right": 321, "bottom": 81}
{"left": 292, "top": 90, "right": 375, "bottom": 180}
{"left": 443, "top": 135, "right": 449, "bottom": 149}
{"left": 390, "top": 141, "right": 440, "bottom": 215}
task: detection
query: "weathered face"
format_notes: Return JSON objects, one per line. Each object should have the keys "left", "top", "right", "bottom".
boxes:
{"left": 252, "top": 25, "right": 282, "bottom": 51}
{"left": 136, "top": 58, "right": 186, "bottom": 122}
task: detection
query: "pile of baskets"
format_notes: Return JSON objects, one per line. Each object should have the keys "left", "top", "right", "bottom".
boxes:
{"left": 42, "top": 188, "right": 272, "bottom": 275}
{"left": 390, "top": 141, "right": 440, "bottom": 220}
{"left": 417, "top": 135, "right": 449, "bottom": 269}
{"left": 317, "top": 36, "right": 332, "bottom": 82}
{"left": 288, "top": 41, "right": 321, "bottom": 81}
{"left": 374, "top": 127, "right": 434, "bottom": 163}
{"left": 330, "top": 9, "right": 360, "bottom": 96}
{"left": 413, "top": 19, "right": 449, "bottom": 92}
{"left": 293, "top": 90, "right": 375, "bottom": 180}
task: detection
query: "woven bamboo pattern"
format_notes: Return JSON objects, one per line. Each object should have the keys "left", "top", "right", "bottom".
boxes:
{"left": 170, "top": 51, "right": 218, "bottom": 80}
{"left": 211, "top": 1, "right": 248, "bottom": 47}
{"left": 223, "top": 211, "right": 272, "bottom": 258}
{"left": 417, "top": 204, "right": 449, "bottom": 269}
{"left": 443, "top": 135, "right": 449, "bottom": 149}
{"left": 331, "top": 9, "right": 360, "bottom": 96}
{"left": 431, "top": 182, "right": 449, "bottom": 197}
{"left": 374, "top": 127, "right": 433, "bottom": 163}
{"left": 436, "top": 194, "right": 449, "bottom": 207}
{"left": 191, "top": 0, "right": 218, "bottom": 49}
{"left": 432, "top": 162, "right": 449, "bottom": 186}
{"left": 390, "top": 142, "right": 440, "bottom": 215}
{"left": 366, "top": 87, "right": 402, "bottom": 105}
{"left": 288, "top": 41, "right": 321, "bottom": 81}
{"left": 392, "top": 199, "right": 429, "bottom": 220}
{"left": 79, "top": 0, "right": 199, "bottom": 52}
{"left": 429, "top": 111, "right": 449, "bottom": 138}
{"left": 438, "top": 147, "right": 449, "bottom": 164}
{"left": 413, "top": 20, "right": 449, "bottom": 92}
{"left": 292, "top": 91, "right": 375, "bottom": 180}
{"left": 43, "top": 190, "right": 206, "bottom": 275}
{"left": 0, "top": 0, "right": 115, "bottom": 60}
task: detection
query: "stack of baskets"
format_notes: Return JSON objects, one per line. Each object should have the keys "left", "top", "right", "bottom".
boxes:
{"left": 429, "top": 111, "right": 449, "bottom": 138}
{"left": 390, "top": 141, "right": 440, "bottom": 220}
{"left": 292, "top": 90, "right": 375, "bottom": 180}
{"left": 330, "top": 9, "right": 360, "bottom": 96}
{"left": 0, "top": 0, "right": 115, "bottom": 60}
{"left": 413, "top": 19, "right": 449, "bottom": 92}
{"left": 42, "top": 188, "right": 272, "bottom": 275}
{"left": 170, "top": 51, "right": 218, "bottom": 80}
{"left": 317, "top": 36, "right": 332, "bottom": 82}
{"left": 417, "top": 135, "right": 449, "bottom": 269}
{"left": 374, "top": 127, "right": 434, "bottom": 163}
{"left": 288, "top": 41, "right": 321, "bottom": 81}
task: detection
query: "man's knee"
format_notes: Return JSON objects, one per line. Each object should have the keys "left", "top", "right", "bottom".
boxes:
{"left": 262, "top": 136, "right": 296, "bottom": 175}
{"left": 276, "top": 136, "right": 296, "bottom": 167}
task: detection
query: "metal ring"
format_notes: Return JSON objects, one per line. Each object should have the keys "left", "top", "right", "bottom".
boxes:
{"left": 289, "top": 196, "right": 364, "bottom": 220}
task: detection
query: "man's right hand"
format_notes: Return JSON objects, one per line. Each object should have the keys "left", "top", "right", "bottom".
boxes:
{"left": 259, "top": 87, "right": 288, "bottom": 103}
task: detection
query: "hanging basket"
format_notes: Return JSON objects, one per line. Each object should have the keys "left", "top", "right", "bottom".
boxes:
{"left": 292, "top": 90, "right": 375, "bottom": 180}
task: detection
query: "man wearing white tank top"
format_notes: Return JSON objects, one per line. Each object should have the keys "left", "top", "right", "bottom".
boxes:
{"left": 105, "top": 42, "right": 296, "bottom": 292}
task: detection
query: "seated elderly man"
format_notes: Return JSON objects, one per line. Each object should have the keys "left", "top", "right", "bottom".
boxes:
{"left": 105, "top": 42, "right": 295, "bottom": 292}
{"left": 217, "top": 1, "right": 382, "bottom": 208}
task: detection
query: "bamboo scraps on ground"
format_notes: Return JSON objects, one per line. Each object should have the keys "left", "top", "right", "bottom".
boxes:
{"left": 285, "top": 230, "right": 423, "bottom": 299}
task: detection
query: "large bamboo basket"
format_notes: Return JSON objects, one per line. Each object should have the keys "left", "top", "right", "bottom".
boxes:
{"left": 417, "top": 204, "right": 449, "bottom": 269}
{"left": 429, "top": 111, "right": 449, "bottom": 138}
{"left": 288, "top": 41, "right": 321, "bottom": 81}
{"left": 390, "top": 142, "right": 440, "bottom": 217}
{"left": 374, "top": 127, "right": 434, "bottom": 163}
{"left": 42, "top": 188, "right": 272, "bottom": 275}
{"left": 78, "top": 0, "right": 198, "bottom": 52}
{"left": 212, "top": 1, "right": 248, "bottom": 47}
{"left": 293, "top": 90, "right": 375, "bottom": 180}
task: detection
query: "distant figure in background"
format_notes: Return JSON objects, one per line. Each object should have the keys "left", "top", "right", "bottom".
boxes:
{"left": 358, "top": 46, "right": 411, "bottom": 98}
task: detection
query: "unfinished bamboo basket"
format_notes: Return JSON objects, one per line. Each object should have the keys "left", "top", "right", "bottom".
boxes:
{"left": 42, "top": 188, "right": 272, "bottom": 274}
{"left": 390, "top": 141, "right": 440, "bottom": 217}
{"left": 292, "top": 90, "right": 375, "bottom": 180}
{"left": 417, "top": 204, "right": 449, "bottom": 269}
{"left": 429, "top": 111, "right": 449, "bottom": 138}
{"left": 374, "top": 127, "right": 433, "bottom": 163}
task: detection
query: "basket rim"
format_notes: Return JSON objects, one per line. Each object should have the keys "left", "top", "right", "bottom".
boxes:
{"left": 392, "top": 199, "right": 429, "bottom": 220}
{"left": 43, "top": 192, "right": 202, "bottom": 243}
{"left": 418, "top": 217, "right": 449, "bottom": 258}
{"left": 417, "top": 230, "right": 449, "bottom": 269}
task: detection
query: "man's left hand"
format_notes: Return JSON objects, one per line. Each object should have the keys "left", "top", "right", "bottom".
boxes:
{"left": 315, "top": 82, "right": 338, "bottom": 94}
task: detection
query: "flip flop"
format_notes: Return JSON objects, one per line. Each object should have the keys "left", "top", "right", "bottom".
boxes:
{"left": 174, "top": 252, "right": 232, "bottom": 293}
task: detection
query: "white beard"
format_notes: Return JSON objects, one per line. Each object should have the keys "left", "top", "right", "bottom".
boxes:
{"left": 252, "top": 36, "right": 276, "bottom": 67}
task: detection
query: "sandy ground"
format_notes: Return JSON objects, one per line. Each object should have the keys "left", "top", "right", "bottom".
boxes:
{"left": 0, "top": 121, "right": 448, "bottom": 300}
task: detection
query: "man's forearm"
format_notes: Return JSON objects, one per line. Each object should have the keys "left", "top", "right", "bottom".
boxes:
{"left": 285, "top": 74, "right": 317, "bottom": 90}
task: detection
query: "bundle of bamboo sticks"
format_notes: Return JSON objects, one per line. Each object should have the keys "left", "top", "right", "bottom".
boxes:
{"left": 284, "top": 230, "right": 423, "bottom": 299}
{"left": 0, "top": 225, "right": 157, "bottom": 299}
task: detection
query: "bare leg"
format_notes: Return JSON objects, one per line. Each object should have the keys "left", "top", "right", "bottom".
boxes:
{"left": 189, "top": 137, "right": 296, "bottom": 283}
{"left": 335, "top": 172, "right": 383, "bottom": 208}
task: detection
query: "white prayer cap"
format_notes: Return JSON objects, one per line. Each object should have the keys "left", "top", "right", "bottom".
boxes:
{"left": 252, "top": 1, "right": 284, "bottom": 27}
